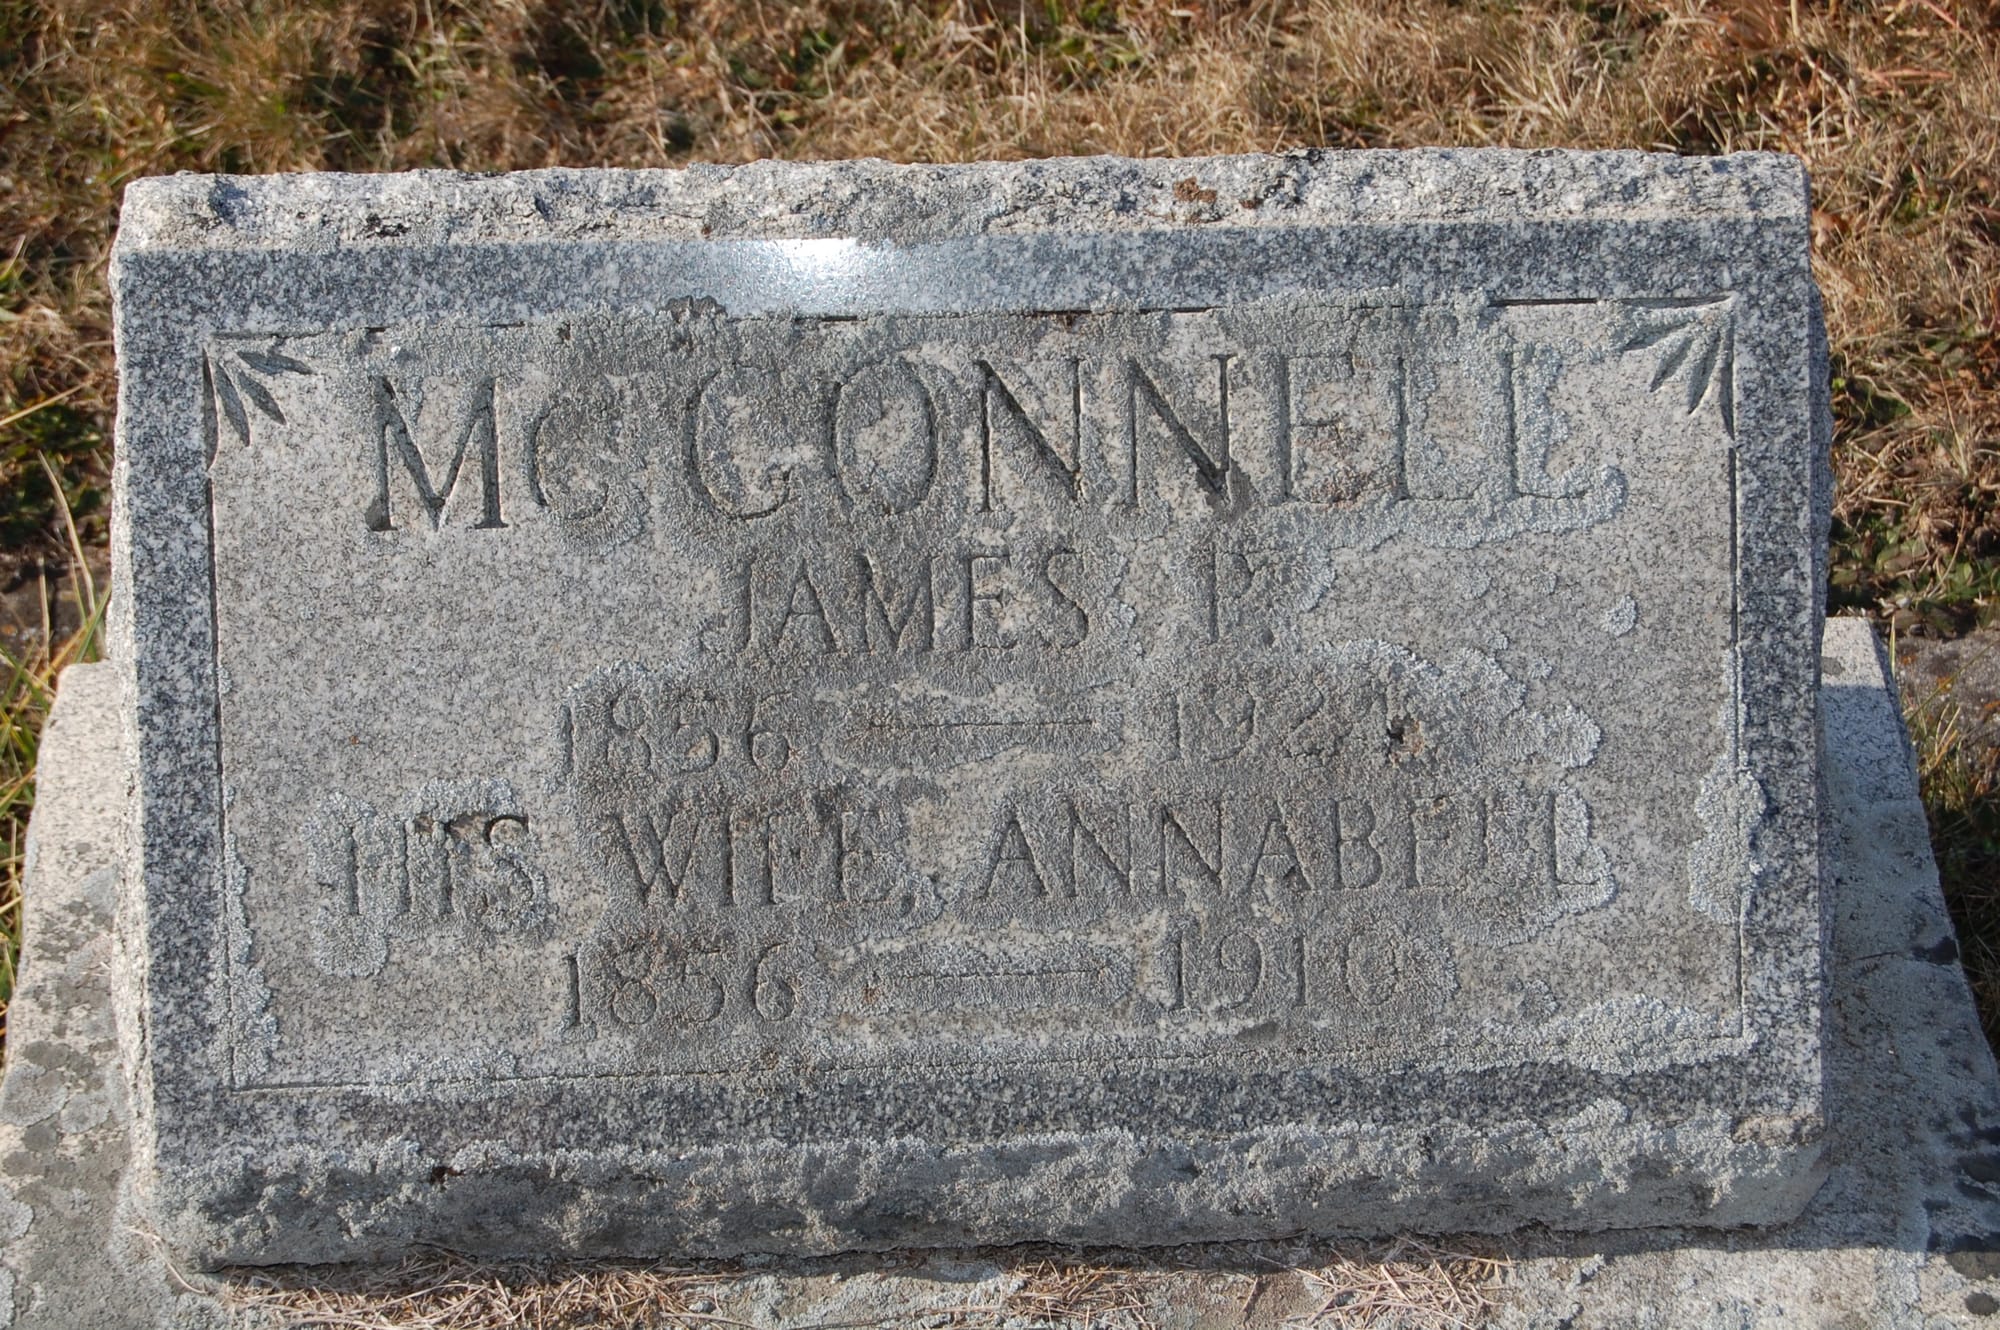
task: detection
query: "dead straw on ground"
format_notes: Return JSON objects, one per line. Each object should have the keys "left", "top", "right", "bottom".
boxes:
{"left": 215, "top": 1252, "right": 740, "bottom": 1330}
{"left": 209, "top": 1238, "right": 1509, "bottom": 1330}
{"left": 1293, "top": 1236, "right": 1506, "bottom": 1329}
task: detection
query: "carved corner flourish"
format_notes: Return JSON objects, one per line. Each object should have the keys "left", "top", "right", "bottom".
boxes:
{"left": 1620, "top": 297, "right": 1737, "bottom": 438}
{"left": 208, "top": 343, "right": 313, "bottom": 446}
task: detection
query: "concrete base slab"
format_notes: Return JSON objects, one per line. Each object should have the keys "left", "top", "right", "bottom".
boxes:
{"left": 4, "top": 617, "right": 1999, "bottom": 1328}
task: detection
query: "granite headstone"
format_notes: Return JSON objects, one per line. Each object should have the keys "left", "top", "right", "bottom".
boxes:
{"left": 105, "top": 150, "right": 1831, "bottom": 1267}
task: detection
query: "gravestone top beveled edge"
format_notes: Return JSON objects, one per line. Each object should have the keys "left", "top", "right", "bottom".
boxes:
{"left": 111, "top": 149, "right": 1809, "bottom": 256}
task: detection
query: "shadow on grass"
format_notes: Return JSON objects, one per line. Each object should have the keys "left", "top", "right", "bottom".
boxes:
{"left": 1901, "top": 660, "right": 2000, "bottom": 1051}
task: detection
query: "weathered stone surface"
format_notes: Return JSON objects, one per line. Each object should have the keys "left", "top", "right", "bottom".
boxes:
{"left": 8, "top": 623, "right": 1997, "bottom": 1327}
{"left": 106, "top": 151, "right": 1831, "bottom": 1266}
{"left": 1494, "top": 618, "right": 2000, "bottom": 1328}
{"left": 0, "top": 664, "right": 230, "bottom": 1329}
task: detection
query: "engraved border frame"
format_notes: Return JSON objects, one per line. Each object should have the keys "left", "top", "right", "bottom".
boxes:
{"left": 210, "top": 299, "right": 1743, "bottom": 1089}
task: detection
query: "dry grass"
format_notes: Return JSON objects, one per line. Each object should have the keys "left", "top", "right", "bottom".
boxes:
{"left": 0, "top": 454, "right": 99, "bottom": 1046}
{"left": 1, "top": 5, "right": 1997, "bottom": 1032}
{"left": 209, "top": 1240, "right": 1507, "bottom": 1329}
{"left": 1294, "top": 1237, "right": 1505, "bottom": 1329}
{"left": 215, "top": 1251, "right": 736, "bottom": 1330}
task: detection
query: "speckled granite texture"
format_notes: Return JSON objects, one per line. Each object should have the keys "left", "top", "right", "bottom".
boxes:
{"left": 0, "top": 665, "right": 229, "bottom": 1329}
{"left": 104, "top": 152, "right": 1831, "bottom": 1266}
{"left": 6, "top": 624, "right": 1996, "bottom": 1327}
